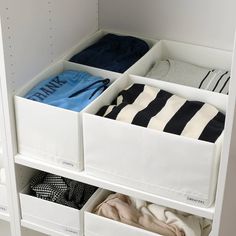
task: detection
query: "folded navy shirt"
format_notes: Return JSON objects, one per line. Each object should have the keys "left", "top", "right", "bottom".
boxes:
{"left": 69, "top": 34, "right": 150, "bottom": 73}
{"left": 24, "top": 70, "right": 110, "bottom": 112}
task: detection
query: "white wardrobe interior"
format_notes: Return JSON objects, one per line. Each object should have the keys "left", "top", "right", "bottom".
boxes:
{"left": 0, "top": 0, "right": 236, "bottom": 235}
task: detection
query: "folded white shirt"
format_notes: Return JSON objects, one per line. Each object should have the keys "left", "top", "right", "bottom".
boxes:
{"left": 146, "top": 59, "right": 230, "bottom": 94}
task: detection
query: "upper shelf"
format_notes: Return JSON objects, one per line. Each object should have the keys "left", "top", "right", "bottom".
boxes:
{"left": 15, "top": 154, "right": 215, "bottom": 220}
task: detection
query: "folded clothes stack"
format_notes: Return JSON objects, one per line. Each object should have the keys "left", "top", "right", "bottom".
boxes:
{"left": 30, "top": 172, "right": 97, "bottom": 210}
{"left": 24, "top": 70, "right": 110, "bottom": 112}
{"left": 97, "top": 83, "right": 225, "bottom": 143}
{"left": 146, "top": 59, "right": 230, "bottom": 94}
{"left": 70, "top": 33, "right": 150, "bottom": 73}
{"left": 93, "top": 193, "right": 212, "bottom": 236}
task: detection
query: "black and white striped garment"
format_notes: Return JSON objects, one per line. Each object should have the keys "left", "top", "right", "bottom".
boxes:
{"left": 97, "top": 83, "right": 225, "bottom": 143}
{"left": 30, "top": 172, "right": 97, "bottom": 209}
{"left": 199, "top": 70, "right": 230, "bottom": 95}
{"left": 145, "top": 59, "right": 230, "bottom": 95}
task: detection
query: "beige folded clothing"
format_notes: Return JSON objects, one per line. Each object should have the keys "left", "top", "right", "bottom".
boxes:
{"left": 93, "top": 193, "right": 212, "bottom": 236}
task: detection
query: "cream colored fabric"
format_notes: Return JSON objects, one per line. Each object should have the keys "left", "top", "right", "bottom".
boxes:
{"left": 93, "top": 193, "right": 212, "bottom": 236}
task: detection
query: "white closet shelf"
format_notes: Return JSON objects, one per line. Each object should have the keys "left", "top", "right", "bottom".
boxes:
{"left": 21, "top": 220, "right": 64, "bottom": 236}
{"left": 15, "top": 154, "right": 215, "bottom": 220}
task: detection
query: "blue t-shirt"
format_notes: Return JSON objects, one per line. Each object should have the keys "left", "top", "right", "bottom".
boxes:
{"left": 25, "top": 70, "right": 110, "bottom": 112}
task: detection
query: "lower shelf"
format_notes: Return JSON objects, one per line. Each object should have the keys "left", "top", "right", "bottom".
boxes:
{"left": 0, "top": 220, "right": 11, "bottom": 236}
{"left": 15, "top": 154, "right": 215, "bottom": 220}
{"left": 21, "top": 220, "right": 65, "bottom": 236}
{"left": 0, "top": 212, "right": 10, "bottom": 222}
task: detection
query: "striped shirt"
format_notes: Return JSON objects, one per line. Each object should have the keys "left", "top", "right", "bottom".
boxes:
{"left": 97, "top": 83, "right": 225, "bottom": 143}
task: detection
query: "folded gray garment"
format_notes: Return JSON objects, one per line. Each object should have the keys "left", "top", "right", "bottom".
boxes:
{"left": 146, "top": 59, "right": 230, "bottom": 94}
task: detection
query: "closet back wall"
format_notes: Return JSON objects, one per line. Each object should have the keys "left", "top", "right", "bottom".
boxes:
{"left": 99, "top": 0, "right": 236, "bottom": 51}
{"left": 0, "top": 0, "right": 98, "bottom": 91}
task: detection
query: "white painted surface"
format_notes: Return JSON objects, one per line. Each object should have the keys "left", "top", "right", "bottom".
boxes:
{"left": 0, "top": 0, "right": 98, "bottom": 92}
{"left": 0, "top": 16, "right": 21, "bottom": 236}
{"left": 212, "top": 33, "right": 236, "bottom": 236}
{"left": 99, "top": 0, "right": 236, "bottom": 51}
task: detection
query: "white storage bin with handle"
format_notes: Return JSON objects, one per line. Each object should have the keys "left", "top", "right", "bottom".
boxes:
{"left": 14, "top": 60, "right": 120, "bottom": 171}
{"left": 83, "top": 73, "right": 227, "bottom": 208}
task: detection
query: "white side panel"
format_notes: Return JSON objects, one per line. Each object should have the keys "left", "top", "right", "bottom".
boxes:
{"left": 212, "top": 32, "right": 236, "bottom": 235}
{"left": 0, "top": 0, "right": 98, "bottom": 92}
{"left": 99, "top": 0, "right": 236, "bottom": 51}
{"left": 0, "top": 17, "right": 20, "bottom": 236}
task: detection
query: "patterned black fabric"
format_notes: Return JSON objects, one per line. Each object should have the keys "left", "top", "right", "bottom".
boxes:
{"left": 30, "top": 172, "right": 97, "bottom": 209}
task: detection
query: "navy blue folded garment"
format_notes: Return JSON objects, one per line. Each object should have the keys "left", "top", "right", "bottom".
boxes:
{"left": 69, "top": 33, "right": 150, "bottom": 73}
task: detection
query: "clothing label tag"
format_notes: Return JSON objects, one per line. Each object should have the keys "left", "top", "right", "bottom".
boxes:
{"left": 186, "top": 196, "right": 206, "bottom": 205}
{"left": 64, "top": 227, "right": 79, "bottom": 235}
{"left": 62, "top": 161, "right": 74, "bottom": 168}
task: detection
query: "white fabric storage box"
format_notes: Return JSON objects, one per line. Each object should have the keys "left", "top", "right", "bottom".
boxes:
{"left": 20, "top": 184, "right": 101, "bottom": 236}
{"left": 84, "top": 189, "right": 162, "bottom": 236}
{"left": 127, "top": 39, "right": 232, "bottom": 81}
{"left": 15, "top": 60, "right": 120, "bottom": 170}
{"left": 64, "top": 29, "right": 157, "bottom": 70}
{"left": 83, "top": 74, "right": 227, "bottom": 208}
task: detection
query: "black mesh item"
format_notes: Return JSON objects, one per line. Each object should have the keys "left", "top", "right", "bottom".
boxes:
{"left": 29, "top": 172, "right": 97, "bottom": 209}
